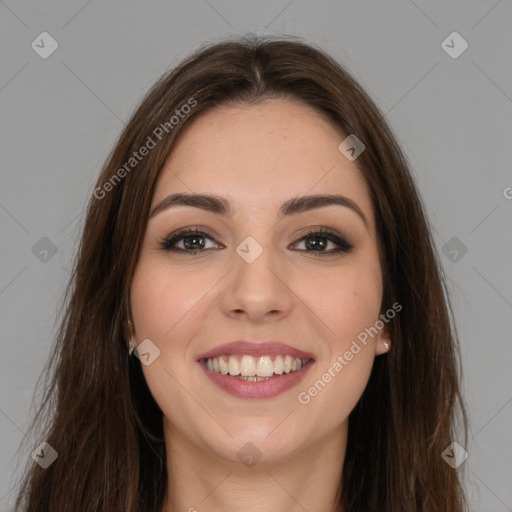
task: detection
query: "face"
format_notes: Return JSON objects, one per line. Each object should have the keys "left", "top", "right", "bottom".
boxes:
{"left": 130, "top": 98, "right": 391, "bottom": 465}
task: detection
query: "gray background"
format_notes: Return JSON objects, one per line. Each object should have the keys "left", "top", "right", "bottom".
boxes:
{"left": 1, "top": 1, "right": 511, "bottom": 510}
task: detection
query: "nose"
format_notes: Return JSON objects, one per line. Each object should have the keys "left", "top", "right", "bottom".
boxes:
{"left": 222, "top": 242, "right": 295, "bottom": 324}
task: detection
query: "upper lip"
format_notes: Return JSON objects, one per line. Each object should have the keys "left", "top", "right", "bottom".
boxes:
{"left": 196, "top": 341, "right": 315, "bottom": 361}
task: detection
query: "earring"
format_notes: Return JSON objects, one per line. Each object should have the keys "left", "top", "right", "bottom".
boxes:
{"left": 384, "top": 342, "right": 390, "bottom": 351}
{"left": 128, "top": 337, "right": 137, "bottom": 356}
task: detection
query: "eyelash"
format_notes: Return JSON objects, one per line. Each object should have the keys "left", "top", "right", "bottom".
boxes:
{"left": 158, "top": 226, "right": 354, "bottom": 257}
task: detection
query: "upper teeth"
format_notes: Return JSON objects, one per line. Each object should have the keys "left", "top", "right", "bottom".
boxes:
{"left": 205, "top": 355, "right": 306, "bottom": 377}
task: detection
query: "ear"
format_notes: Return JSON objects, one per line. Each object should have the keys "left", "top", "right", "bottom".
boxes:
{"left": 375, "top": 323, "right": 392, "bottom": 356}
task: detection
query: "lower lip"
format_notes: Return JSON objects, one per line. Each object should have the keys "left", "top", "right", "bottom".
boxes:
{"left": 198, "top": 359, "right": 314, "bottom": 399}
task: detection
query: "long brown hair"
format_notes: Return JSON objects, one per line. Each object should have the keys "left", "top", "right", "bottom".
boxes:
{"left": 13, "top": 34, "right": 469, "bottom": 511}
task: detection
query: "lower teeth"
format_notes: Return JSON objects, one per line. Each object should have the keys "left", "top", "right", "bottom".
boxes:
{"left": 232, "top": 375, "right": 279, "bottom": 381}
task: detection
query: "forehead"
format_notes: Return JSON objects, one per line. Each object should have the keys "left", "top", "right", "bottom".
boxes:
{"left": 152, "top": 98, "right": 374, "bottom": 226}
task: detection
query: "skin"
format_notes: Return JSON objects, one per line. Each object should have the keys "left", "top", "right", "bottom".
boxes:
{"left": 130, "top": 98, "right": 391, "bottom": 512}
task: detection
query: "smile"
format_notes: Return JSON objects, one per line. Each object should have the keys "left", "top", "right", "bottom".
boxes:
{"left": 196, "top": 340, "right": 315, "bottom": 399}
{"left": 199, "top": 357, "right": 314, "bottom": 399}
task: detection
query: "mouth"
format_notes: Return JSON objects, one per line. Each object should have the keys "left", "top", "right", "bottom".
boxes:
{"left": 196, "top": 341, "right": 315, "bottom": 399}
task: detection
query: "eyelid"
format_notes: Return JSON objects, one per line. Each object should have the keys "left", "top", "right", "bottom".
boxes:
{"left": 294, "top": 225, "right": 342, "bottom": 240}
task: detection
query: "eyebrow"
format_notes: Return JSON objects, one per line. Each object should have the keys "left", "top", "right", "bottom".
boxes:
{"left": 149, "top": 192, "right": 368, "bottom": 227}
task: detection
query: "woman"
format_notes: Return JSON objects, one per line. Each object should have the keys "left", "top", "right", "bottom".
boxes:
{"left": 14, "top": 35, "right": 469, "bottom": 511}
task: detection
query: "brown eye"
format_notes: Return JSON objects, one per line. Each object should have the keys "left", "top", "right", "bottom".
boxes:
{"left": 160, "top": 229, "right": 222, "bottom": 253}
{"left": 291, "top": 228, "right": 354, "bottom": 255}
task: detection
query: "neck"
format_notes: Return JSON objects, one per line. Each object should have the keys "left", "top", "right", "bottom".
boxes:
{"left": 160, "top": 422, "right": 347, "bottom": 512}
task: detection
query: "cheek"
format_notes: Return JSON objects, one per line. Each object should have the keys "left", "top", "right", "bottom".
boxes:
{"left": 296, "top": 259, "right": 383, "bottom": 417}
{"left": 296, "top": 269, "right": 381, "bottom": 425}
{"left": 130, "top": 262, "right": 210, "bottom": 423}
{"left": 130, "top": 261, "right": 210, "bottom": 340}
{"left": 297, "top": 262, "right": 383, "bottom": 348}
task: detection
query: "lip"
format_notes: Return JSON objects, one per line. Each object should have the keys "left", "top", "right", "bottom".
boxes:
{"left": 196, "top": 341, "right": 316, "bottom": 361}
{"left": 196, "top": 341, "right": 316, "bottom": 400}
